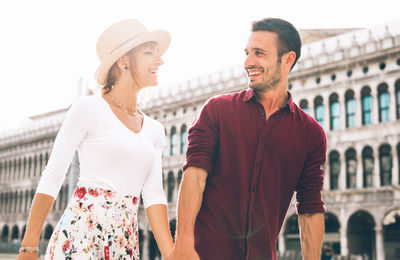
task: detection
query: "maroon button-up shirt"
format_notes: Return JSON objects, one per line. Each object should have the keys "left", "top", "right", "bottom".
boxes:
{"left": 183, "top": 88, "right": 326, "bottom": 260}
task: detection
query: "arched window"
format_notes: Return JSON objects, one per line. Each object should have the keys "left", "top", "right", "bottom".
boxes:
{"left": 8, "top": 192, "right": 13, "bottom": 213}
{"left": 11, "top": 225, "right": 19, "bottom": 240}
{"left": 33, "top": 155, "right": 37, "bottom": 177}
{"left": 378, "top": 83, "right": 390, "bottom": 122}
{"left": 23, "top": 158, "right": 27, "bottom": 179}
{"left": 45, "top": 152, "right": 49, "bottom": 165}
{"left": 14, "top": 191, "right": 18, "bottom": 213}
{"left": 398, "top": 143, "right": 400, "bottom": 185}
{"left": 21, "top": 225, "right": 26, "bottom": 241}
{"left": 19, "top": 191, "right": 23, "bottom": 213}
{"left": 13, "top": 159, "right": 17, "bottom": 180}
{"left": 314, "top": 96, "right": 324, "bottom": 127}
{"left": 8, "top": 161, "right": 12, "bottom": 180}
{"left": 395, "top": 80, "right": 400, "bottom": 120}
{"left": 180, "top": 125, "right": 188, "bottom": 154}
{"left": 345, "top": 90, "right": 356, "bottom": 128}
{"left": 59, "top": 188, "right": 64, "bottom": 211}
{"left": 177, "top": 170, "right": 183, "bottom": 186}
{"left": 2, "top": 225, "right": 9, "bottom": 241}
{"left": 162, "top": 129, "right": 168, "bottom": 157}
{"left": 346, "top": 148, "right": 357, "bottom": 189}
{"left": 361, "top": 87, "right": 373, "bottom": 125}
{"left": 167, "top": 171, "right": 175, "bottom": 202}
{"left": 362, "top": 146, "right": 374, "bottom": 188}
{"left": 379, "top": 144, "right": 392, "bottom": 186}
{"left": 28, "top": 157, "right": 32, "bottom": 178}
{"left": 25, "top": 190, "right": 29, "bottom": 212}
{"left": 39, "top": 154, "right": 43, "bottom": 175}
{"left": 18, "top": 158, "right": 21, "bottom": 180}
{"left": 329, "top": 151, "right": 340, "bottom": 190}
{"left": 0, "top": 193, "right": 3, "bottom": 214}
{"left": 329, "top": 93, "right": 340, "bottom": 130}
{"left": 170, "top": 127, "right": 178, "bottom": 156}
{"left": 44, "top": 224, "right": 53, "bottom": 240}
{"left": 299, "top": 99, "right": 310, "bottom": 114}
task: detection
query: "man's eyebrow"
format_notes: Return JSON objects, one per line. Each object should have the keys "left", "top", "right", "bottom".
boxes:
{"left": 252, "top": 48, "right": 266, "bottom": 52}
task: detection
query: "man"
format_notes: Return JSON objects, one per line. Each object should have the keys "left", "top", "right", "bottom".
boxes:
{"left": 172, "top": 18, "right": 326, "bottom": 260}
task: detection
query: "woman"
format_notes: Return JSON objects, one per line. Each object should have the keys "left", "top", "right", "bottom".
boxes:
{"left": 17, "top": 19, "right": 173, "bottom": 260}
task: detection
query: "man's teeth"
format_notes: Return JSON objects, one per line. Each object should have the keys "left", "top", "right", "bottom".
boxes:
{"left": 248, "top": 71, "right": 262, "bottom": 76}
{"left": 150, "top": 69, "right": 158, "bottom": 73}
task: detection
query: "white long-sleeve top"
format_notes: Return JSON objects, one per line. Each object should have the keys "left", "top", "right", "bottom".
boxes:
{"left": 36, "top": 94, "right": 167, "bottom": 209}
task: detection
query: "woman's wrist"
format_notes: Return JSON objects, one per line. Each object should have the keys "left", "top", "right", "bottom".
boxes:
{"left": 19, "top": 246, "right": 39, "bottom": 254}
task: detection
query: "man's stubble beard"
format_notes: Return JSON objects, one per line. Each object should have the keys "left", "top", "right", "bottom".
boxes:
{"left": 249, "top": 58, "right": 283, "bottom": 93}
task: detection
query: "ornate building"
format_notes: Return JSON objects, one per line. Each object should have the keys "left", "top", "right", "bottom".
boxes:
{"left": 1, "top": 20, "right": 400, "bottom": 259}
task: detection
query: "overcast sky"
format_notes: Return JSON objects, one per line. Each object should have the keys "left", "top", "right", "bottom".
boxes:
{"left": 0, "top": 0, "right": 399, "bottom": 130}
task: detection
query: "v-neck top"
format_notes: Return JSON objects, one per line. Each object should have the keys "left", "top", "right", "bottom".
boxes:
{"left": 36, "top": 94, "right": 167, "bottom": 208}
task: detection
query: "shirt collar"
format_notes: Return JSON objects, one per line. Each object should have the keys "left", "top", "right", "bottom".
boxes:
{"left": 243, "top": 88, "right": 295, "bottom": 114}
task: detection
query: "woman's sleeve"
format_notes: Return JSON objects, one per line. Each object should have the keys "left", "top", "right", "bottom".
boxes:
{"left": 141, "top": 122, "right": 168, "bottom": 209}
{"left": 35, "top": 96, "right": 90, "bottom": 199}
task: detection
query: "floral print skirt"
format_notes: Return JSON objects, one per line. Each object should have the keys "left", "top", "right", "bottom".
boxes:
{"left": 45, "top": 186, "right": 140, "bottom": 260}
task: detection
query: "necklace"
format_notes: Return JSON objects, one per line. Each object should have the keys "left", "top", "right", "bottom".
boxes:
{"left": 108, "top": 96, "right": 141, "bottom": 117}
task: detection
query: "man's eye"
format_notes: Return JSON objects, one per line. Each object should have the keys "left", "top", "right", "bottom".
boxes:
{"left": 255, "top": 51, "right": 263, "bottom": 55}
{"left": 144, "top": 51, "right": 153, "bottom": 54}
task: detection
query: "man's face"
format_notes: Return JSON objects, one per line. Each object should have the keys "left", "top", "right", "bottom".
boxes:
{"left": 244, "top": 31, "right": 283, "bottom": 92}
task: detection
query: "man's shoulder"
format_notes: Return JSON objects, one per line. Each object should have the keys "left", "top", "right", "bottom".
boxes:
{"left": 293, "top": 103, "right": 325, "bottom": 135}
{"left": 205, "top": 89, "right": 247, "bottom": 107}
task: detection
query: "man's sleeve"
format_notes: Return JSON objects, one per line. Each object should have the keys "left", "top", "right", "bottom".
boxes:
{"left": 182, "top": 98, "right": 219, "bottom": 175}
{"left": 295, "top": 123, "right": 327, "bottom": 214}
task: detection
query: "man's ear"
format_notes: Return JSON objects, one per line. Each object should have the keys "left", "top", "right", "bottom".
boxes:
{"left": 284, "top": 51, "right": 296, "bottom": 68}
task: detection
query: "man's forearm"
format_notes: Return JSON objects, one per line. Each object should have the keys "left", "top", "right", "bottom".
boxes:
{"left": 175, "top": 167, "right": 207, "bottom": 247}
{"left": 298, "top": 213, "right": 325, "bottom": 260}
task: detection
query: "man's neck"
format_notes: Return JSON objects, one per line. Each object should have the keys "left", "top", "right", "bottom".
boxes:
{"left": 256, "top": 87, "right": 288, "bottom": 117}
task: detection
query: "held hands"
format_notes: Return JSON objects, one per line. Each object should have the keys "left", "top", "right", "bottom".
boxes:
{"left": 169, "top": 243, "right": 200, "bottom": 260}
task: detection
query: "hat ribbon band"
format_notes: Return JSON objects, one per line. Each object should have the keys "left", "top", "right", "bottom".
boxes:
{"left": 111, "top": 32, "right": 147, "bottom": 54}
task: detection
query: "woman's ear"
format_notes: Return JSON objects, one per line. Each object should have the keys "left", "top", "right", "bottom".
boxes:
{"left": 116, "top": 55, "right": 130, "bottom": 71}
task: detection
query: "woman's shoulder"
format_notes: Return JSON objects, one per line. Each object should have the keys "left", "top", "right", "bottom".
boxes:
{"left": 143, "top": 114, "right": 165, "bottom": 136}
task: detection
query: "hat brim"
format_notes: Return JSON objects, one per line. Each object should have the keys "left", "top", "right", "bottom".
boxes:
{"left": 95, "top": 30, "right": 171, "bottom": 86}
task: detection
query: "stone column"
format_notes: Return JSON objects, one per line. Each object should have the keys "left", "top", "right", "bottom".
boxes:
{"left": 278, "top": 232, "right": 286, "bottom": 254}
{"left": 388, "top": 78, "right": 397, "bottom": 122}
{"left": 340, "top": 225, "right": 348, "bottom": 256}
{"left": 354, "top": 90, "right": 362, "bottom": 128}
{"left": 392, "top": 143, "right": 399, "bottom": 186}
{"left": 373, "top": 144, "right": 381, "bottom": 188}
{"left": 340, "top": 91, "right": 346, "bottom": 130}
{"left": 323, "top": 93, "right": 330, "bottom": 130}
{"left": 339, "top": 149, "right": 347, "bottom": 190}
{"left": 375, "top": 225, "right": 385, "bottom": 260}
{"left": 323, "top": 162, "right": 330, "bottom": 191}
{"left": 371, "top": 87, "right": 380, "bottom": 125}
{"left": 356, "top": 149, "right": 363, "bottom": 189}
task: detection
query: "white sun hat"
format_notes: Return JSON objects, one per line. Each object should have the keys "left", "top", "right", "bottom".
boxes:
{"left": 95, "top": 19, "right": 171, "bottom": 86}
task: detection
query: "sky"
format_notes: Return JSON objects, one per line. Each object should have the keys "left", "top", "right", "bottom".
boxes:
{"left": 0, "top": 0, "right": 399, "bottom": 130}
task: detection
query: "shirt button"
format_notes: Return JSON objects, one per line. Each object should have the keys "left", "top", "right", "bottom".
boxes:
{"left": 256, "top": 162, "right": 260, "bottom": 166}
{"left": 261, "top": 112, "right": 265, "bottom": 116}
{"left": 261, "top": 137, "right": 265, "bottom": 141}
{"left": 252, "top": 187, "right": 256, "bottom": 192}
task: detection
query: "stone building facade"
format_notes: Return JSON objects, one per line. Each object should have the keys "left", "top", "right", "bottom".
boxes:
{"left": 1, "top": 20, "right": 400, "bottom": 259}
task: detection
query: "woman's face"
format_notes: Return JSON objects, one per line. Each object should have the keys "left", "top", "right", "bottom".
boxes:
{"left": 127, "top": 42, "right": 164, "bottom": 88}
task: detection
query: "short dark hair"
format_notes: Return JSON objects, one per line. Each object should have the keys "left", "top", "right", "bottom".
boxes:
{"left": 252, "top": 18, "right": 301, "bottom": 70}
